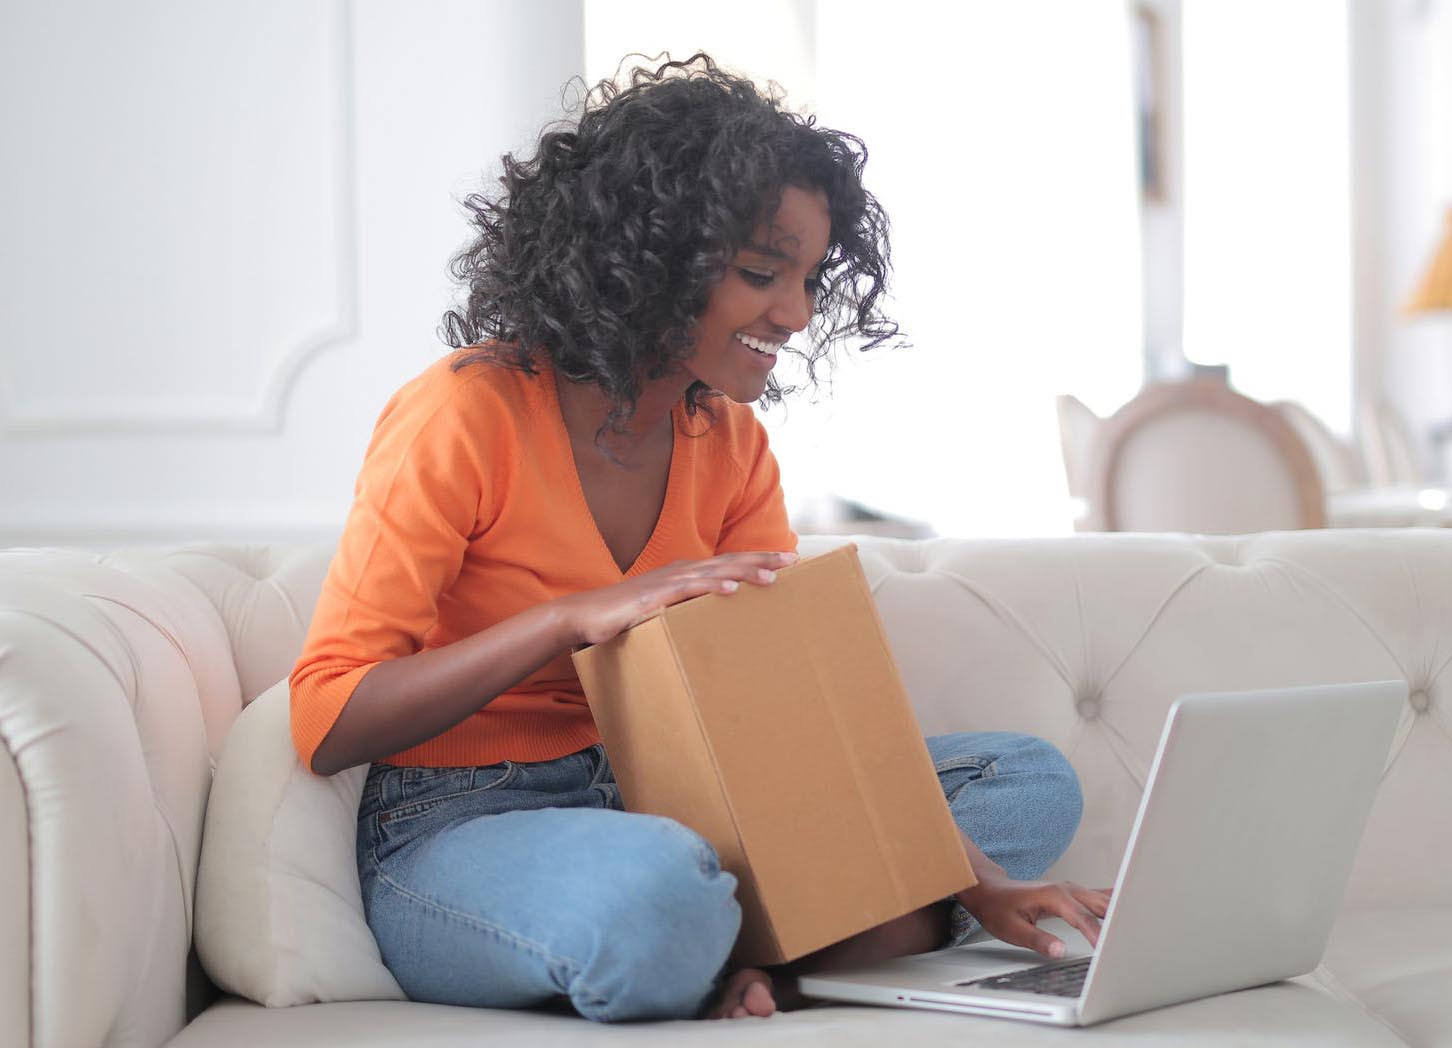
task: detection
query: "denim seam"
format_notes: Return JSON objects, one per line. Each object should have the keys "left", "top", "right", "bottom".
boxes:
{"left": 378, "top": 773, "right": 519, "bottom": 825}
{"left": 586, "top": 744, "right": 612, "bottom": 788}
{"left": 590, "top": 781, "right": 621, "bottom": 812}
{"left": 940, "top": 756, "right": 997, "bottom": 805}
{"left": 933, "top": 754, "right": 996, "bottom": 775}
{"left": 370, "top": 861, "right": 611, "bottom": 1006}
{"left": 377, "top": 791, "right": 492, "bottom": 826}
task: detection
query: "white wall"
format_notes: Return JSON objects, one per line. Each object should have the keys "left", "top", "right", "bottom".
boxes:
{"left": 582, "top": 0, "right": 816, "bottom": 108}
{"left": 0, "top": 0, "right": 584, "bottom": 546}
{"left": 1350, "top": 0, "right": 1452, "bottom": 479}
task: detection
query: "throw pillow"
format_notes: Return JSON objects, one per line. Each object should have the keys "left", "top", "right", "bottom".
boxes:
{"left": 193, "top": 679, "right": 404, "bottom": 1006}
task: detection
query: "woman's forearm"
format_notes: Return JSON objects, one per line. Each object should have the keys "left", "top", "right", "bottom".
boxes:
{"left": 306, "top": 552, "right": 791, "bottom": 776}
{"left": 308, "top": 599, "right": 580, "bottom": 776}
{"left": 957, "top": 828, "right": 1005, "bottom": 888}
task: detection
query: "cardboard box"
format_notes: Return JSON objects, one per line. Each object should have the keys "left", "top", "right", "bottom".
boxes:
{"left": 571, "top": 543, "right": 976, "bottom": 967}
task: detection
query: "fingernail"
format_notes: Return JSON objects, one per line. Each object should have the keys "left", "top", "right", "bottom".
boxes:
{"left": 759, "top": 569, "right": 776, "bottom": 583}
{"left": 1050, "top": 942, "right": 1065, "bottom": 958}
{"left": 780, "top": 552, "right": 799, "bottom": 563}
{"left": 722, "top": 580, "right": 739, "bottom": 592}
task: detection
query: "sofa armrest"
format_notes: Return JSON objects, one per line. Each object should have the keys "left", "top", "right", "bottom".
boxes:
{"left": 0, "top": 554, "right": 237, "bottom": 1047}
{"left": 1, "top": 736, "right": 29, "bottom": 1048}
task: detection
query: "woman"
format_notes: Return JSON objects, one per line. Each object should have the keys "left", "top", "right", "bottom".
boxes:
{"left": 290, "top": 53, "right": 1109, "bottom": 1023}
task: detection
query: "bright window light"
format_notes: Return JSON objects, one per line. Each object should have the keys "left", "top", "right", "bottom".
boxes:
{"left": 766, "top": 2, "right": 1144, "bottom": 537}
{"left": 1182, "top": 0, "right": 1352, "bottom": 434}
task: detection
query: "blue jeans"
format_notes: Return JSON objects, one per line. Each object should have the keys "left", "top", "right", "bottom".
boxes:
{"left": 356, "top": 732, "right": 1082, "bottom": 1023}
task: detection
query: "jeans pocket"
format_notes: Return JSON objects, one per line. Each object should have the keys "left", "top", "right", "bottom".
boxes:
{"left": 933, "top": 754, "right": 995, "bottom": 807}
{"left": 378, "top": 762, "right": 518, "bottom": 827}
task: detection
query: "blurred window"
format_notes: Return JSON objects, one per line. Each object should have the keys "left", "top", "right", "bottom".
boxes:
{"left": 772, "top": 2, "right": 1145, "bottom": 537}
{"left": 1183, "top": 0, "right": 1352, "bottom": 433}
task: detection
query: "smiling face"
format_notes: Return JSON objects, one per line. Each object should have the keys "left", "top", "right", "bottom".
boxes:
{"left": 683, "top": 184, "right": 832, "bottom": 402}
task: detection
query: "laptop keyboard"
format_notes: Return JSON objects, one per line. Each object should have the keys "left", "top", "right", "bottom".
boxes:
{"left": 958, "top": 957, "right": 1091, "bottom": 998}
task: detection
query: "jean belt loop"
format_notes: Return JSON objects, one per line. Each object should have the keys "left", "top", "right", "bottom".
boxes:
{"left": 590, "top": 742, "right": 612, "bottom": 787}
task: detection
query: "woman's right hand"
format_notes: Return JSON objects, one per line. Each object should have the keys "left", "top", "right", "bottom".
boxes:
{"left": 558, "top": 551, "right": 799, "bottom": 647}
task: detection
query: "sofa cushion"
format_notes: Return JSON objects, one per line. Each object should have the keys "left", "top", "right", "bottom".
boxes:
{"left": 167, "top": 978, "right": 1406, "bottom": 1047}
{"left": 1320, "top": 907, "right": 1452, "bottom": 1045}
{"left": 194, "top": 679, "right": 404, "bottom": 1006}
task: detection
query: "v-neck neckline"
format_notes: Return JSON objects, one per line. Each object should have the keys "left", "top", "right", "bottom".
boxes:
{"left": 541, "top": 362, "right": 685, "bottom": 578}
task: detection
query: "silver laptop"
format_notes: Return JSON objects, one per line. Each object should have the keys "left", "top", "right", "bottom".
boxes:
{"left": 799, "top": 680, "right": 1406, "bottom": 1026}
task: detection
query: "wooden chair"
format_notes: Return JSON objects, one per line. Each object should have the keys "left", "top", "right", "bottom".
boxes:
{"left": 1055, "top": 393, "right": 1102, "bottom": 501}
{"left": 1087, "top": 380, "right": 1326, "bottom": 533}
{"left": 1271, "top": 400, "right": 1365, "bottom": 494}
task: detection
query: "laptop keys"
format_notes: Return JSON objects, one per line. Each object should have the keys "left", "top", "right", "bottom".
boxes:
{"left": 956, "top": 957, "right": 1091, "bottom": 998}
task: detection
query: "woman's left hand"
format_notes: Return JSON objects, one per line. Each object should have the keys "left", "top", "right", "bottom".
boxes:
{"left": 954, "top": 875, "right": 1113, "bottom": 959}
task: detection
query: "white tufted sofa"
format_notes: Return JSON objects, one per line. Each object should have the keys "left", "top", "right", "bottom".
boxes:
{"left": 2, "top": 530, "right": 1449, "bottom": 1047}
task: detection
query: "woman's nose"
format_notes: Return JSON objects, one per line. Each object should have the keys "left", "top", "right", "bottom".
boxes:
{"left": 768, "top": 282, "right": 814, "bottom": 333}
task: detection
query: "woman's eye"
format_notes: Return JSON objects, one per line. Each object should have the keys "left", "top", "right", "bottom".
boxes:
{"left": 737, "top": 268, "right": 774, "bottom": 287}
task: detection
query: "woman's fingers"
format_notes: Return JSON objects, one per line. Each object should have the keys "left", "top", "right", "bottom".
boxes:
{"left": 1012, "top": 920, "right": 1072, "bottom": 960}
{"left": 601, "top": 552, "right": 798, "bottom": 641}
{"left": 699, "top": 551, "right": 798, "bottom": 584}
{"left": 663, "top": 552, "right": 795, "bottom": 591}
{"left": 1042, "top": 892, "right": 1103, "bottom": 949}
{"left": 656, "top": 575, "right": 736, "bottom": 607}
{"left": 1071, "top": 884, "right": 1113, "bottom": 919}
{"left": 966, "top": 879, "right": 1117, "bottom": 961}
{"left": 998, "top": 887, "right": 1102, "bottom": 956}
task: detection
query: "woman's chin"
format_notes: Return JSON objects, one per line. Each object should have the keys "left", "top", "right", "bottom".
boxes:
{"left": 720, "top": 380, "right": 770, "bottom": 403}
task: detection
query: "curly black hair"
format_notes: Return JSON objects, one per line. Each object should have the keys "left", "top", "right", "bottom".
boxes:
{"left": 442, "top": 51, "right": 901, "bottom": 437}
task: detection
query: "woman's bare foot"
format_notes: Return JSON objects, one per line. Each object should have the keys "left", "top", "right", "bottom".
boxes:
{"left": 705, "top": 968, "right": 777, "bottom": 1019}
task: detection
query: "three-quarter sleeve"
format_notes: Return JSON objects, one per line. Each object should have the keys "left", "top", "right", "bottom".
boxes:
{"left": 289, "top": 369, "right": 490, "bottom": 770}
{"left": 715, "top": 412, "right": 798, "bottom": 556}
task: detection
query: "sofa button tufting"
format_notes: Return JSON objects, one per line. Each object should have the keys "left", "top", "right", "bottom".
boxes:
{"left": 1076, "top": 696, "right": 1101, "bottom": 720}
{"left": 1410, "top": 689, "right": 1431, "bottom": 713}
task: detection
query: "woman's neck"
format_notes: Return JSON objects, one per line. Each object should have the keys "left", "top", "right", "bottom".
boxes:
{"left": 554, "top": 371, "right": 687, "bottom": 465}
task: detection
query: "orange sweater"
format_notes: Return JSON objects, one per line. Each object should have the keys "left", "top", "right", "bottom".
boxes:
{"left": 289, "top": 349, "right": 798, "bottom": 769}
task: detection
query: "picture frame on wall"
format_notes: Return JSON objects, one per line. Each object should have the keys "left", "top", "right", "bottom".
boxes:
{"left": 1132, "top": 4, "right": 1166, "bottom": 203}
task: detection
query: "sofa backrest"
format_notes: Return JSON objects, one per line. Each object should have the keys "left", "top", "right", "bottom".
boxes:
{"left": 124, "top": 532, "right": 1452, "bottom": 910}
{"left": 2, "top": 531, "right": 1446, "bottom": 1045}
{"left": 833, "top": 532, "right": 1447, "bottom": 913}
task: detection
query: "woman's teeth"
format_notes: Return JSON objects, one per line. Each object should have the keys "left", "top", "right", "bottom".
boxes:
{"left": 736, "top": 333, "right": 783, "bottom": 355}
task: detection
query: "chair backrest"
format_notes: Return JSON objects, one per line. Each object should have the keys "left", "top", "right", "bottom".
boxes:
{"left": 1271, "top": 400, "right": 1365, "bottom": 494}
{"left": 1358, "top": 398, "right": 1423, "bottom": 486}
{"left": 1055, "top": 393, "right": 1102, "bottom": 500}
{"left": 1088, "top": 380, "right": 1326, "bottom": 533}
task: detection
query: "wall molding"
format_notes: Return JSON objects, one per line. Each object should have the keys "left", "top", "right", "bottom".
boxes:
{"left": 0, "top": 0, "right": 358, "bottom": 437}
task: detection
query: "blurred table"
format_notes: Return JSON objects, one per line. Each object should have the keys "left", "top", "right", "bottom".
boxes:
{"left": 1326, "top": 485, "right": 1452, "bottom": 528}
